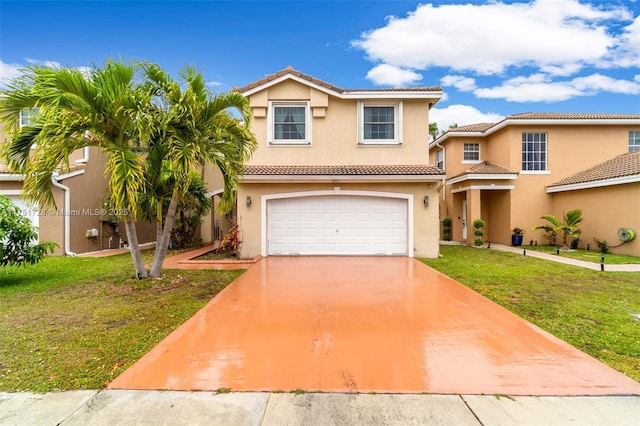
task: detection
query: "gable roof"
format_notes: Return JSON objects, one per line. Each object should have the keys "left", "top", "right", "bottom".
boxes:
{"left": 447, "top": 161, "right": 518, "bottom": 185}
{"left": 235, "top": 66, "right": 443, "bottom": 100}
{"left": 547, "top": 151, "right": 640, "bottom": 192}
{"left": 431, "top": 112, "right": 640, "bottom": 146}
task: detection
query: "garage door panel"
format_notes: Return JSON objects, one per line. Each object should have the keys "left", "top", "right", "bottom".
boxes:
{"left": 267, "top": 195, "right": 407, "bottom": 256}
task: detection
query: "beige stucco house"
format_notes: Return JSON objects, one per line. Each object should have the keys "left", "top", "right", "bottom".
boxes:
{"left": 201, "top": 67, "right": 445, "bottom": 258}
{"left": 0, "top": 113, "right": 155, "bottom": 255}
{"left": 429, "top": 113, "right": 640, "bottom": 256}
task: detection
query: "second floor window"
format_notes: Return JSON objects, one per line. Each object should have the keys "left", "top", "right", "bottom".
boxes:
{"left": 436, "top": 149, "right": 444, "bottom": 170}
{"left": 463, "top": 143, "right": 480, "bottom": 162}
{"left": 522, "top": 132, "right": 547, "bottom": 171}
{"left": 358, "top": 101, "right": 402, "bottom": 144}
{"left": 364, "top": 106, "right": 394, "bottom": 140}
{"left": 268, "top": 102, "right": 311, "bottom": 145}
{"left": 20, "top": 108, "right": 39, "bottom": 127}
{"left": 630, "top": 131, "right": 640, "bottom": 152}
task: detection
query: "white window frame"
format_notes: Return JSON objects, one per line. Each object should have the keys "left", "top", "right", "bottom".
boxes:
{"left": 462, "top": 143, "right": 480, "bottom": 164}
{"left": 357, "top": 101, "right": 403, "bottom": 145}
{"left": 630, "top": 131, "right": 640, "bottom": 153}
{"left": 521, "top": 132, "right": 548, "bottom": 172}
{"left": 267, "top": 101, "right": 311, "bottom": 145}
{"left": 19, "top": 108, "right": 39, "bottom": 127}
{"left": 436, "top": 148, "right": 445, "bottom": 170}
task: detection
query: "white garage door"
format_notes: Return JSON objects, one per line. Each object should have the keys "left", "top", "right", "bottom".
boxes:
{"left": 267, "top": 196, "right": 407, "bottom": 256}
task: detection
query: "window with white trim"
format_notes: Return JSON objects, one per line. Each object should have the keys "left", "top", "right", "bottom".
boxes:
{"left": 19, "top": 108, "right": 39, "bottom": 127}
{"left": 436, "top": 149, "right": 444, "bottom": 170}
{"left": 268, "top": 101, "right": 311, "bottom": 145}
{"left": 522, "top": 132, "right": 547, "bottom": 171}
{"left": 630, "top": 131, "right": 640, "bottom": 152}
{"left": 358, "top": 101, "right": 402, "bottom": 144}
{"left": 463, "top": 143, "right": 480, "bottom": 162}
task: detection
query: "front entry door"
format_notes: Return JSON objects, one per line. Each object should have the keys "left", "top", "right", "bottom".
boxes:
{"left": 462, "top": 199, "right": 467, "bottom": 240}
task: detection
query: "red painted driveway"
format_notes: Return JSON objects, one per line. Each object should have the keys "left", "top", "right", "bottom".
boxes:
{"left": 109, "top": 257, "right": 640, "bottom": 395}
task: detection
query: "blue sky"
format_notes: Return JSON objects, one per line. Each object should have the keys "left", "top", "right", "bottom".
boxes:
{"left": 1, "top": 0, "right": 639, "bottom": 130}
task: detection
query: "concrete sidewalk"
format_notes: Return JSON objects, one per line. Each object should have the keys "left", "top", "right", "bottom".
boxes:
{"left": 2, "top": 390, "right": 639, "bottom": 426}
{"left": 486, "top": 243, "right": 640, "bottom": 272}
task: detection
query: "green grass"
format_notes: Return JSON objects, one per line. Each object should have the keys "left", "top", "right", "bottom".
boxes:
{"left": 520, "top": 244, "right": 640, "bottom": 264}
{"left": 421, "top": 245, "right": 640, "bottom": 383}
{"left": 0, "top": 253, "right": 243, "bottom": 393}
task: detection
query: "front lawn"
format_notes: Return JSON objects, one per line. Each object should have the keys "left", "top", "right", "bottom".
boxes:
{"left": 0, "top": 254, "right": 242, "bottom": 393}
{"left": 421, "top": 245, "right": 640, "bottom": 383}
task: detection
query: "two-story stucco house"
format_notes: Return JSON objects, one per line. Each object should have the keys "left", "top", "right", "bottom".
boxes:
{"left": 429, "top": 113, "right": 640, "bottom": 256}
{"left": 0, "top": 112, "right": 156, "bottom": 255}
{"left": 204, "top": 67, "right": 445, "bottom": 259}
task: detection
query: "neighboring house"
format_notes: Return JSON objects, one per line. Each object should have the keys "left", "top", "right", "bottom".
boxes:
{"left": 429, "top": 113, "right": 640, "bottom": 256}
{"left": 202, "top": 66, "right": 445, "bottom": 258}
{"left": 0, "top": 114, "right": 155, "bottom": 255}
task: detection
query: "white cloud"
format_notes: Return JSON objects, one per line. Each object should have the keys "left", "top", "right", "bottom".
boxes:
{"left": 365, "top": 63, "right": 422, "bottom": 86}
{"left": 353, "top": 0, "right": 631, "bottom": 76}
{"left": 613, "top": 15, "right": 640, "bottom": 67}
{"left": 353, "top": 0, "right": 640, "bottom": 101}
{"left": 440, "top": 75, "right": 476, "bottom": 92}
{"left": 429, "top": 104, "right": 504, "bottom": 132}
{"left": 473, "top": 72, "right": 640, "bottom": 102}
{"left": 0, "top": 60, "right": 24, "bottom": 85}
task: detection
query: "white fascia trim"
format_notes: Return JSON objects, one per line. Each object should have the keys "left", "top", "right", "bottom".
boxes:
{"left": 546, "top": 175, "right": 640, "bottom": 193}
{"left": 241, "top": 74, "right": 443, "bottom": 100}
{"left": 0, "top": 189, "right": 23, "bottom": 195}
{"left": 451, "top": 184, "right": 515, "bottom": 193}
{"left": 260, "top": 189, "right": 414, "bottom": 258}
{"left": 0, "top": 174, "right": 25, "bottom": 181}
{"left": 242, "top": 174, "right": 446, "bottom": 183}
{"left": 447, "top": 174, "right": 518, "bottom": 185}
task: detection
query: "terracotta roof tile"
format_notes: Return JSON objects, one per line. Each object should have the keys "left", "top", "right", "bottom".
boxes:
{"left": 447, "top": 123, "right": 495, "bottom": 133}
{"left": 506, "top": 112, "right": 640, "bottom": 120}
{"left": 450, "top": 161, "right": 517, "bottom": 179}
{"left": 244, "top": 164, "right": 444, "bottom": 176}
{"left": 548, "top": 151, "right": 640, "bottom": 188}
{"left": 234, "top": 66, "right": 441, "bottom": 94}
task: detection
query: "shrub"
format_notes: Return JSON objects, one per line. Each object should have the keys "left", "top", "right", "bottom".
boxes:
{"left": 593, "top": 238, "right": 609, "bottom": 254}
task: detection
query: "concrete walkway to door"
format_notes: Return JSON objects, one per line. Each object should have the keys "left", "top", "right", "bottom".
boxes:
{"left": 108, "top": 257, "right": 640, "bottom": 396}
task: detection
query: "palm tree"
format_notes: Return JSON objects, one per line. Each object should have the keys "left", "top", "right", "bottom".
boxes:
{"left": 534, "top": 209, "right": 583, "bottom": 249}
{"left": 142, "top": 64, "right": 257, "bottom": 277}
{"left": 0, "top": 61, "right": 151, "bottom": 278}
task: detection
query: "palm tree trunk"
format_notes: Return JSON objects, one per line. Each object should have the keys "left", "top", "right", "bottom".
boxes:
{"left": 155, "top": 200, "right": 163, "bottom": 248}
{"left": 149, "top": 189, "right": 179, "bottom": 277}
{"left": 124, "top": 215, "right": 149, "bottom": 279}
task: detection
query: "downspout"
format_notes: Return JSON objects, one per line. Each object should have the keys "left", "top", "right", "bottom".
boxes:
{"left": 75, "top": 146, "right": 90, "bottom": 164}
{"left": 51, "top": 174, "right": 76, "bottom": 256}
{"left": 434, "top": 138, "right": 446, "bottom": 203}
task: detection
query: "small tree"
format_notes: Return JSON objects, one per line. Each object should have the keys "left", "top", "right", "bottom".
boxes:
{"left": 534, "top": 209, "right": 583, "bottom": 250}
{"left": 473, "top": 218, "right": 485, "bottom": 246}
{"left": 0, "top": 195, "right": 57, "bottom": 267}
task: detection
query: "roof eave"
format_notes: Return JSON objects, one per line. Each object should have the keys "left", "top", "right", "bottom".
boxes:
{"left": 241, "top": 174, "right": 446, "bottom": 183}
{"left": 547, "top": 175, "right": 640, "bottom": 193}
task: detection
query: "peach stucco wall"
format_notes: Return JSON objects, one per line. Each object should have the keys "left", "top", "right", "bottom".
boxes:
{"left": 246, "top": 81, "right": 429, "bottom": 166}
{"left": 550, "top": 183, "right": 640, "bottom": 257}
{"left": 436, "top": 123, "right": 638, "bottom": 248}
